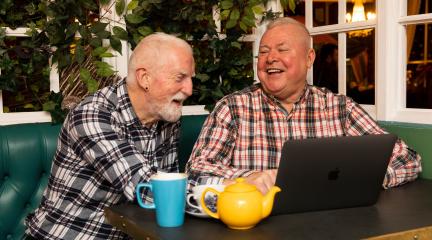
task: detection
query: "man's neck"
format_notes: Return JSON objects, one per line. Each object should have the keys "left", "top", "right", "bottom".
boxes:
{"left": 278, "top": 84, "right": 307, "bottom": 113}
{"left": 127, "top": 84, "right": 157, "bottom": 125}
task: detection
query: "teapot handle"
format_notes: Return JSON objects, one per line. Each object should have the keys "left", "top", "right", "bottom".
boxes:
{"left": 200, "top": 187, "right": 220, "bottom": 219}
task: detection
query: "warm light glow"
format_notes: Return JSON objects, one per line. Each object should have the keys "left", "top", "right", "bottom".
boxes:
{"left": 345, "top": 0, "right": 376, "bottom": 23}
{"left": 366, "top": 12, "right": 376, "bottom": 20}
{"left": 351, "top": 0, "right": 366, "bottom": 22}
{"left": 345, "top": 0, "right": 375, "bottom": 38}
{"left": 346, "top": 13, "right": 352, "bottom": 22}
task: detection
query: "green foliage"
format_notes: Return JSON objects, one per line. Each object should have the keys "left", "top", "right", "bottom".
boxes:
{"left": 0, "top": 0, "right": 297, "bottom": 122}
{"left": 43, "top": 91, "right": 67, "bottom": 123}
{"left": 124, "top": 0, "right": 273, "bottom": 109}
{"left": 0, "top": 0, "right": 125, "bottom": 121}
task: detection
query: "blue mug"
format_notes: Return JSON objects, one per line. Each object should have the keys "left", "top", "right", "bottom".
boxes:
{"left": 136, "top": 173, "right": 187, "bottom": 227}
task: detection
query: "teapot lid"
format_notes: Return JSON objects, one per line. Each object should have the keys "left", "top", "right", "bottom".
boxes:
{"left": 225, "top": 178, "right": 257, "bottom": 193}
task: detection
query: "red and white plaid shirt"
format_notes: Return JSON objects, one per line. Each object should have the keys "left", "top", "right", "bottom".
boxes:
{"left": 186, "top": 84, "right": 421, "bottom": 188}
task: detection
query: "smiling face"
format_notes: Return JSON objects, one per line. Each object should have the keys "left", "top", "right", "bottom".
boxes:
{"left": 145, "top": 45, "right": 195, "bottom": 122}
{"left": 128, "top": 34, "right": 195, "bottom": 124}
{"left": 257, "top": 24, "right": 315, "bottom": 104}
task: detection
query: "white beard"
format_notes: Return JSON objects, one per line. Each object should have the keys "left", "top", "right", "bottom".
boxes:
{"left": 159, "top": 102, "right": 182, "bottom": 122}
{"left": 155, "top": 92, "right": 187, "bottom": 122}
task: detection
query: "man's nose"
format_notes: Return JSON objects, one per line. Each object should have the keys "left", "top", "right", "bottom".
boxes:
{"left": 182, "top": 77, "right": 193, "bottom": 97}
{"left": 266, "top": 50, "right": 277, "bottom": 64}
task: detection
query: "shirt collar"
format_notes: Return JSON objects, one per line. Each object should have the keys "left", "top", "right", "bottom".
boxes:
{"left": 259, "top": 83, "right": 311, "bottom": 108}
{"left": 116, "top": 78, "right": 142, "bottom": 127}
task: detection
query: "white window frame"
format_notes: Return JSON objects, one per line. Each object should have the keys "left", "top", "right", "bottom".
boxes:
{"left": 0, "top": 27, "right": 58, "bottom": 125}
{"left": 376, "top": 1, "right": 432, "bottom": 124}
{"left": 0, "top": 1, "right": 130, "bottom": 125}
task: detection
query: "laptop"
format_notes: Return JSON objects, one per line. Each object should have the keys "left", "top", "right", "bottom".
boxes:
{"left": 272, "top": 134, "right": 397, "bottom": 215}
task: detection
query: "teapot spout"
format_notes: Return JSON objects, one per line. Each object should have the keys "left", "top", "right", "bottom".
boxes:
{"left": 262, "top": 186, "right": 281, "bottom": 218}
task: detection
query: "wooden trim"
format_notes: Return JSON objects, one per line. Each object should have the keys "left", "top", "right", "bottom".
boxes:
{"left": 365, "top": 225, "right": 432, "bottom": 240}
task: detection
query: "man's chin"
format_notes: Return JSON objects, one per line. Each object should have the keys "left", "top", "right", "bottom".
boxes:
{"left": 160, "top": 106, "right": 182, "bottom": 122}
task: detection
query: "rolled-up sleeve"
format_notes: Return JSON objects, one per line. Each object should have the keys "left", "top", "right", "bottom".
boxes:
{"left": 186, "top": 102, "right": 257, "bottom": 188}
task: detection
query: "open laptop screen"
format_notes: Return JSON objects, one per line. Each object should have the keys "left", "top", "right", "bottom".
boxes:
{"left": 272, "top": 134, "right": 397, "bottom": 215}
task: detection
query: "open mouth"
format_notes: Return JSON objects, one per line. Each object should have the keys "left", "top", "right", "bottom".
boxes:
{"left": 266, "top": 68, "right": 284, "bottom": 75}
{"left": 172, "top": 99, "right": 183, "bottom": 106}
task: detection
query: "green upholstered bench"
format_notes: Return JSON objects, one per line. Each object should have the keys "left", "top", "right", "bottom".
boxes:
{"left": 0, "top": 115, "right": 207, "bottom": 240}
{"left": 1, "top": 116, "right": 431, "bottom": 240}
{"left": 0, "top": 123, "right": 62, "bottom": 240}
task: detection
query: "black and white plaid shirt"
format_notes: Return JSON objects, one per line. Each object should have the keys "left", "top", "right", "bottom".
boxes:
{"left": 26, "top": 79, "right": 180, "bottom": 239}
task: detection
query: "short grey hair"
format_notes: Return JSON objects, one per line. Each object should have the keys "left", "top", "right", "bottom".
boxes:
{"left": 265, "top": 17, "right": 312, "bottom": 50}
{"left": 127, "top": 32, "right": 193, "bottom": 83}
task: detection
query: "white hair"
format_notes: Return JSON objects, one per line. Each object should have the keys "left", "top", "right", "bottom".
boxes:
{"left": 127, "top": 32, "right": 193, "bottom": 83}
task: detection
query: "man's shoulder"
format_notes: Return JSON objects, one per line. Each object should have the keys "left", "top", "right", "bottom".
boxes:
{"left": 309, "top": 85, "right": 351, "bottom": 101}
{"left": 74, "top": 80, "right": 128, "bottom": 113}
{"left": 219, "top": 84, "right": 261, "bottom": 103}
{"left": 66, "top": 81, "right": 128, "bottom": 125}
{"left": 209, "top": 84, "right": 262, "bottom": 120}
{"left": 308, "top": 85, "right": 358, "bottom": 111}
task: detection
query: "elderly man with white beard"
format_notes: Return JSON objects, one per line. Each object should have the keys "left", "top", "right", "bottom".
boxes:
{"left": 25, "top": 32, "right": 195, "bottom": 240}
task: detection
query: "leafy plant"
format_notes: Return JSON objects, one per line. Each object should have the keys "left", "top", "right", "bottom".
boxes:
{"left": 0, "top": 0, "right": 296, "bottom": 122}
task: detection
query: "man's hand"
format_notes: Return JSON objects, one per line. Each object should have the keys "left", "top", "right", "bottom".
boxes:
{"left": 223, "top": 170, "right": 277, "bottom": 195}
{"left": 245, "top": 170, "right": 277, "bottom": 195}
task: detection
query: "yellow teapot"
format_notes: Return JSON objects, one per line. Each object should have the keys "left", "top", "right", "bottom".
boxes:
{"left": 200, "top": 178, "right": 281, "bottom": 230}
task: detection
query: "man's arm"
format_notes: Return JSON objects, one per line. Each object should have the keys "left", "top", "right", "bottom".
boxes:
{"left": 186, "top": 101, "right": 259, "bottom": 186}
{"left": 67, "top": 105, "right": 173, "bottom": 201}
{"left": 344, "top": 99, "right": 422, "bottom": 188}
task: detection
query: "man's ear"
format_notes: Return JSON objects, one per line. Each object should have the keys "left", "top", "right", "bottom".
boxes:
{"left": 135, "top": 67, "right": 150, "bottom": 91}
{"left": 306, "top": 48, "right": 316, "bottom": 69}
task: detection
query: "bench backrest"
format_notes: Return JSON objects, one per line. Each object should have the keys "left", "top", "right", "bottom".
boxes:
{"left": 0, "top": 116, "right": 207, "bottom": 240}
{"left": 0, "top": 123, "right": 61, "bottom": 240}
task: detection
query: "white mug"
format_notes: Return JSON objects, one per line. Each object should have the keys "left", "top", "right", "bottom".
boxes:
{"left": 186, "top": 184, "right": 225, "bottom": 215}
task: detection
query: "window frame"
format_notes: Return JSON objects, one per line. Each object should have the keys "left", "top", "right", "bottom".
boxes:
{"left": 0, "top": 1, "right": 130, "bottom": 125}
{"left": 376, "top": 0, "right": 432, "bottom": 124}
{"left": 0, "top": 27, "right": 59, "bottom": 125}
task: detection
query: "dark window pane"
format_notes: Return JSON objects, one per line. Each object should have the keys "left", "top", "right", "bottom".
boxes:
{"left": 284, "top": 0, "right": 305, "bottom": 19}
{"left": 429, "top": 25, "right": 432, "bottom": 59}
{"left": 407, "top": 0, "right": 431, "bottom": 16}
{"left": 313, "top": 34, "right": 339, "bottom": 93}
{"left": 1, "top": 37, "right": 50, "bottom": 112}
{"left": 406, "top": 22, "right": 432, "bottom": 109}
{"left": 409, "top": 24, "right": 426, "bottom": 61}
{"left": 313, "top": 0, "right": 338, "bottom": 26}
{"left": 346, "top": 29, "right": 375, "bottom": 105}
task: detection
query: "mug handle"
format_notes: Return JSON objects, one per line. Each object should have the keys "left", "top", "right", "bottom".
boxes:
{"left": 186, "top": 194, "right": 202, "bottom": 211}
{"left": 200, "top": 188, "right": 220, "bottom": 219}
{"left": 136, "top": 183, "right": 155, "bottom": 209}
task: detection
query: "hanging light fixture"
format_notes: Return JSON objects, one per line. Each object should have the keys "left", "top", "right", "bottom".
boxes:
{"left": 346, "top": 0, "right": 376, "bottom": 37}
{"left": 351, "top": 0, "right": 366, "bottom": 22}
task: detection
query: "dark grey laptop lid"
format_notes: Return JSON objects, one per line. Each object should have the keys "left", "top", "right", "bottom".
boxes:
{"left": 272, "top": 134, "right": 397, "bottom": 215}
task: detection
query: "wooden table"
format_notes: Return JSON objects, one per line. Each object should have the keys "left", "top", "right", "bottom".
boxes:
{"left": 105, "top": 180, "right": 432, "bottom": 240}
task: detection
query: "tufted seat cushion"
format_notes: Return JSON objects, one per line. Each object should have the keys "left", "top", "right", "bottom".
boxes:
{"left": 0, "top": 123, "right": 61, "bottom": 240}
